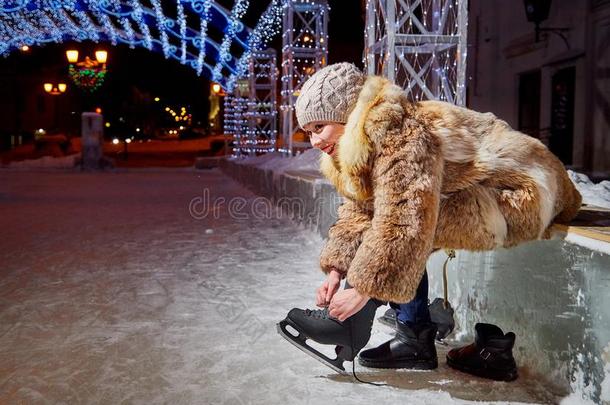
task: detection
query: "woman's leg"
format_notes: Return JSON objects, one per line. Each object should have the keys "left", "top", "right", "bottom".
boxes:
{"left": 389, "top": 270, "right": 431, "bottom": 324}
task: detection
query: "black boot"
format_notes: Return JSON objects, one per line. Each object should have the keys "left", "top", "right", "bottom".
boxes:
{"left": 446, "top": 323, "right": 518, "bottom": 381}
{"left": 358, "top": 320, "right": 438, "bottom": 370}
{"left": 377, "top": 301, "right": 456, "bottom": 341}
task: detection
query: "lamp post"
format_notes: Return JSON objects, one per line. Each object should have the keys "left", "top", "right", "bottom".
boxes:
{"left": 65, "top": 49, "right": 109, "bottom": 92}
{"left": 210, "top": 82, "right": 229, "bottom": 154}
{"left": 43, "top": 82, "right": 67, "bottom": 95}
{"left": 43, "top": 82, "right": 67, "bottom": 131}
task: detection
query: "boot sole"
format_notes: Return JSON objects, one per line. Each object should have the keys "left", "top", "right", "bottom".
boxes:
{"left": 358, "top": 357, "right": 438, "bottom": 370}
{"left": 446, "top": 356, "right": 518, "bottom": 382}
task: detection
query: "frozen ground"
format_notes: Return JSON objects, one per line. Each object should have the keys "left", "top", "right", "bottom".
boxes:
{"left": 0, "top": 168, "right": 568, "bottom": 404}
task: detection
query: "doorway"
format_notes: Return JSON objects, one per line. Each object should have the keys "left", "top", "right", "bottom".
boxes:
{"left": 549, "top": 66, "right": 575, "bottom": 165}
{"left": 518, "top": 70, "right": 541, "bottom": 139}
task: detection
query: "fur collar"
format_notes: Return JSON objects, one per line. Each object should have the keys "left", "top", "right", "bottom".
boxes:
{"left": 319, "top": 75, "right": 390, "bottom": 201}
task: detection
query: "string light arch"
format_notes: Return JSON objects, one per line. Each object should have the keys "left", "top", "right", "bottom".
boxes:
{"left": 0, "top": 0, "right": 282, "bottom": 89}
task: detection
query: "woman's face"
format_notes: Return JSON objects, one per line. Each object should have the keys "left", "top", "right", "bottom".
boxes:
{"left": 302, "top": 121, "right": 345, "bottom": 157}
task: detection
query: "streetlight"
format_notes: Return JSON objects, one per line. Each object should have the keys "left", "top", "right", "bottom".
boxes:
{"left": 66, "top": 50, "right": 79, "bottom": 63}
{"left": 65, "top": 49, "right": 109, "bottom": 92}
{"left": 43, "top": 82, "right": 67, "bottom": 132}
{"left": 43, "top": 82, "right": 67, "bottom": 95}
{"left": 94, "top": 50, "right": 108, "bottom": 64}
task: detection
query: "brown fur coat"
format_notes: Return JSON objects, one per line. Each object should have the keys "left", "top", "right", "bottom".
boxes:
{"left": 318, "top": 75, "right": 582, "bottom": 303}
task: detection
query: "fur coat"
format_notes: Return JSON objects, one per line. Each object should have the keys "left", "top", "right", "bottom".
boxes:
{"left": 318, "top": 75, "right": 582, "bottom": 303}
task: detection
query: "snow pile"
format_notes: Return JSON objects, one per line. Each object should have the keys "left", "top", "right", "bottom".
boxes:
{"left": 6, "top": 154, "right": 79, "bottom": 170}
{"left": 568, "top": 170, "right": 610, "bottom": 209}
{"left": 233, "top": 148, "right": 322, "bottom": 175}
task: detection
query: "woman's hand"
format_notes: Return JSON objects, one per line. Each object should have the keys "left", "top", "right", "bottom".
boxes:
{"left": 328, "top": 288, "right": 369, "bottom": 322}
{"left": 316, "top": 269, "right": 343, "bottom": 307}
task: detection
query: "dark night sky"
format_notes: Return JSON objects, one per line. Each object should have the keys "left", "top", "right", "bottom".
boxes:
{"left": 0, "top": 1, "right": 364, "bottom": 135}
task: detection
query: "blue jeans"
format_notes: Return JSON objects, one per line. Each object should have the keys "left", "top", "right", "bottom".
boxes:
{"left": 390, "top": 271, "right": 430, "bottom": 324}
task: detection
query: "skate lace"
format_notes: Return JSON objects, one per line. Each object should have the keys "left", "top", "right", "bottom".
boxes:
{"left": 304, "top": 308, "right": 330, "bottom": 319}
{"left": 348, "top": 317, "right": 387, "bottom": 387}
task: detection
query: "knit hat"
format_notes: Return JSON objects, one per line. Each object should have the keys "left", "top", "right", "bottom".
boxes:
{"left": 295, "top": 62, "right": 366, "bottom": 128}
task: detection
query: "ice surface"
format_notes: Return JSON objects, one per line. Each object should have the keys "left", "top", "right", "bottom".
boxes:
{"left": 0, "top": 168, "right": 562, "bottom": 404}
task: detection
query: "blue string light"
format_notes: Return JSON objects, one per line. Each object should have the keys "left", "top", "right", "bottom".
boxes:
{"left": 0, "top": 0, "right": 286, "bottom": 88}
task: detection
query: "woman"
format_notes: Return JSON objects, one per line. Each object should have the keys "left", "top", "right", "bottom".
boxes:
{"left": 279, "top": 62, "right": 581, "bottom": 379}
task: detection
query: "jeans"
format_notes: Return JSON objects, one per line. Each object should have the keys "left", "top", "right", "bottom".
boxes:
{"left": 346, "top": 270, "right": 430, "bottom": 325}
{"left": 390, "top": 271, "right": 430, "bottom": 324}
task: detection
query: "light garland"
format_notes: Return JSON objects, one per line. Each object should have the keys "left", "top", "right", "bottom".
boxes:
{"left": 129, "top": 0, "right": 153, "bottom": 49}
{"left": 68, "top": 63, "right": 107, "bottom": 92}
{"left": 195, "top": 0, "right": 211, "bottom": 76}
{"left": 226, "top": 0, "right": 282, "bottom": 91}
{"left": 0, "top": 0, "right": 287, "bottom": 89}
{"left": 212, "top": 0, "right": 249, "bottom": 82}
{"left": 176, "top": 0, "right": 186, "bottom": 64}
{"left": 150, "top": 0, "right": 170, "bottom": 58}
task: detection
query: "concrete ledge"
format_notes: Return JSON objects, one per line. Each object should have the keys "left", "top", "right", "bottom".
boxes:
{"left": 220, "top": 156, "right": 610, "bottom": 403}
{"left": 194, "top": 156, "right": 223, "bottom": 169}
{"left": 219, "top": 157, "right": 341, "bottom": 237}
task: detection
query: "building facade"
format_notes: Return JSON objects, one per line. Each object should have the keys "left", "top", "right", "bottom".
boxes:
{"left": 468, "top": 0, "right": 609, "bottom": 178}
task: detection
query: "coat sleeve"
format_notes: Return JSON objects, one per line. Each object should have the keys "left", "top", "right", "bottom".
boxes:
{"left": 319, "top": 198, "right": 373, "bottom": 276}
{"left": 346, "top": 127, "right": 444, "bottom": 303}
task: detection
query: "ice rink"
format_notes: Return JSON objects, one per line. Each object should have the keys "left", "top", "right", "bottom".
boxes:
{"left": 0, "top": 169, "right": 565, "bottom": 404}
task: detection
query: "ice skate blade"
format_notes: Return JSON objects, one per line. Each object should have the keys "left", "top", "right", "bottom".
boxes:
{"left": 276, "top": 319, "right": 349, "bottom": 375}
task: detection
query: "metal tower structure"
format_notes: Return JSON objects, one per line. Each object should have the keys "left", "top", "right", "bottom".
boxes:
{"left": 280, "top": 0, "right": 329, "bottom": 155}
{"left": 223, "top": 94, "right": 237, "bottom": 155}
{"left": 232, "top": 78, "right": 250, "bottom": 156}
{"left": 246, "top": 49, "right": 278, "bottom": 154}
{"left": 365, "top": 0, "right": 468, "bottom": 105}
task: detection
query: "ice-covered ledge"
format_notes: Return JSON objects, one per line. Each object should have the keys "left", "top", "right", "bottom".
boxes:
{"left": 219, "top": 152, "right": 610, "bottom": 403}
{"left": 550, "top": 207, "right": 610, "bottom": 255}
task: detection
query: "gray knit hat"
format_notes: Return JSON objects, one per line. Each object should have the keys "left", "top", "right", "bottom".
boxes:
{"left": 295, "top": 62, "right": 366, "bottom": 128}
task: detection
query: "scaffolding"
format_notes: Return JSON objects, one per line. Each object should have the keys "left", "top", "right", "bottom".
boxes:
{"left": 365, "top": 0, "right": 468, "bottom": 106}
{"left": 280, "top": 0, "right": 329, "bottom": 155}
{"left": 245, "top": 49, "right": 278, "bottom": 154}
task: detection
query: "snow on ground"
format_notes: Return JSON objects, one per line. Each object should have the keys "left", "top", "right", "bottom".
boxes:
{"left": 232, "top": 148, "right": 322, "bottom": 176}
{"left": 568, "top": 170, "right": 610, "bottom": 209}
{"left": 4, "top": 154, "right": 79, "bottom": 169}
{"left": 0, "top": 169, "right": 563, "bottom": 404}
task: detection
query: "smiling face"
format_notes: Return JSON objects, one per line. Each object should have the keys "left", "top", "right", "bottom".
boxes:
{"left": 302, "top": 121, "right": 345, "bottom": 157}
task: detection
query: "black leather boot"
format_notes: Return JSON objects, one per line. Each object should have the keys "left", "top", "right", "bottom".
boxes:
{"left": 446, "top": 323, "right": 518, "bottom": 381}
{"left": 358, "top": 320, "right": 438, "bottom": 369}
